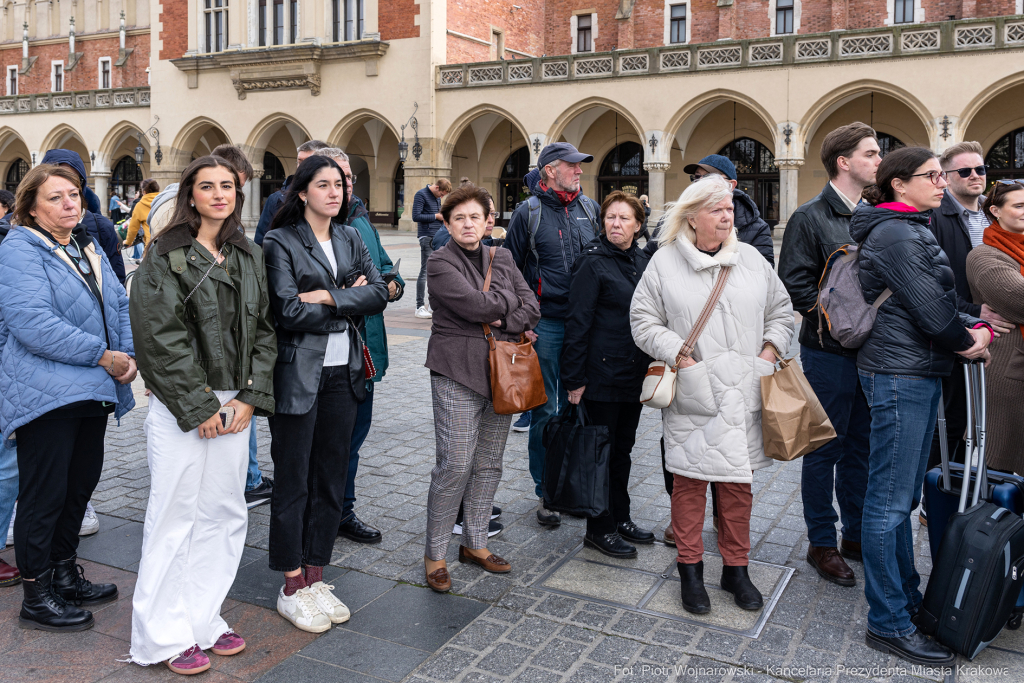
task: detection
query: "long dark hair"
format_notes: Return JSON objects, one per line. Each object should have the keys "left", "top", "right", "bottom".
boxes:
{"left": 862, "top": 146, "right": 936, "bottom": 206}
{"left": 267, "top": 155, "right": 348, "bottom": 233}
{"left": 162, "top": 155, "right": 245, "bottom": 248}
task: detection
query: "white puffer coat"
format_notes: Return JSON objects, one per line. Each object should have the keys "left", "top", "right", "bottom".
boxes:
{"left": 630, "top": 230, "right": 794, "bottom": 483}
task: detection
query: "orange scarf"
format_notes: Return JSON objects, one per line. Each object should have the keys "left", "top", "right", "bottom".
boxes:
{"left": 982, "top": 221, "right": 1024, "bottom": 340}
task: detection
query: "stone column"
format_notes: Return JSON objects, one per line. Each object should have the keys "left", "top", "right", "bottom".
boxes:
{"left": 643, "top": 161, "right": 670, "bottom": 221}
{"left": 93, "top": 172, "right": 110, "bottom": 217}
{"left": 775, "top": 161, "right": 803, "bottom": 239}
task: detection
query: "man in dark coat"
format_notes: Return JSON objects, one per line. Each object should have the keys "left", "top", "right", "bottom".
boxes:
{"left": 411, "top": 178, "right": 452, "bottom": 318}
{"left": 40, "top": 149, "right": 125, "bottom": 284}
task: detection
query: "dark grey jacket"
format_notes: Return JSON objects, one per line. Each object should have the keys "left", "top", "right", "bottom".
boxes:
{"left": 929, "top": 190, "right": 983, "bottom": 317}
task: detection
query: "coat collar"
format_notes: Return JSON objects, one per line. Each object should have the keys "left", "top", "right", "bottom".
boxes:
{"left": 673, "top": 229, "right": 739, "bottom": 272}
{"left": 292, "top": 218, "right": 348, "bottom": 286}
{"left": 821, "top": 183, "right": 855, "bottom": 217}
{"left": 155, "top": 222, "right": 251, "bottom": 257}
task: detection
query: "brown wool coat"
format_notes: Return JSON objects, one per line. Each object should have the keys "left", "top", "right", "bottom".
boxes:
{"left": 424, "top": 242, "right": 540, "bottom": 400}
{"left": 966, "top": 245, "right": 1024, "bottom": 474}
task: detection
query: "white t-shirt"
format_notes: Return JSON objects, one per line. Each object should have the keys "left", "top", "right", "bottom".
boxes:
{"left": 318, "top": 239, "right": 350, "bottom": 367}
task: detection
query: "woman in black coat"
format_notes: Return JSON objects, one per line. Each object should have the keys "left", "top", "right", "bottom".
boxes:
{"left": 262, "top": 156, "right": 388, "bottom": 634}
{"left": 561, "top": 191, "right": 653, "bottom": 559}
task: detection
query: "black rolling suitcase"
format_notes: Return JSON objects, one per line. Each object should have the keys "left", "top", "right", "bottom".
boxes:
{"left": 917, "top": 363, "right": 1024, "bottom": 659}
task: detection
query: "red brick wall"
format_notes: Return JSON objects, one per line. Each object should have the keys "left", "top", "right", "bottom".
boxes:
{"left": 0, "top": 34, "right": 149, "bottom": 94}
{"left": 159, "top": 0, "right": 188, "bottom": 59}
{"left": 690, "top": 0, "right": 721, "bottom": 43}
{"left": 976, "top": 0, "right": 1016, "bottom": 16}
{"left": 447, "top": 0, "right": 545, "bottom": 62}
{"left": 380, "top": 0, "right": 420, "bottom": 40}
{"left": 922, "top": 0, "right": 960, "bottom": 20}
{"left": 847, "top": 0, "right": 886, "bottom": 29}
{"left": 799, "top": 0, "right": 834, "bottom": 33}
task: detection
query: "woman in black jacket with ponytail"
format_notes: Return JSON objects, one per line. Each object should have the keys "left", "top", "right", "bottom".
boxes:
{"left": 261, "top": 155, "right": 388, "bottom": 633}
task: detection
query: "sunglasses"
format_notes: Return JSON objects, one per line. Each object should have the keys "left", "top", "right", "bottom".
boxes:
{"left": 60, "top": 237, "right": 93, "bottom": 276}
{"left": 950, "top": 165, "right": 987, "bottom": 178}
{"left": 909, "top": 170, "right": 948, "bottom": 185}
{"left": 995, "top": 179, "right": 1024, "bottom": 186}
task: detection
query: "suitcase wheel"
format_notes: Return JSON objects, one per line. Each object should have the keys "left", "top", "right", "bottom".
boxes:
{"left": 1008, "top": 613, "right": 1023, "bottom": 631}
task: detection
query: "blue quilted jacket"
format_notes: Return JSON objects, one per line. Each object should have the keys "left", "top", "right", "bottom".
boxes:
{"left": 0, "top": 226, "right": 135, "bottom": 438}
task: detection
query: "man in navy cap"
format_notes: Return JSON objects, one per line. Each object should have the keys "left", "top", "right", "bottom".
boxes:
{"left": 504, "top": 142, "right": 601, "bottom": 530}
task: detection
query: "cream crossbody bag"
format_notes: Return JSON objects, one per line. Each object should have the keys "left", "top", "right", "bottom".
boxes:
{"left": 639, "top": 266, "right": 732, "bottom": 409}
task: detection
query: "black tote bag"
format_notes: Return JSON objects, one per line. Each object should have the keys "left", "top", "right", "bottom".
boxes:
{"left": 542, "top": 403, "right": 611, "bottom": 518}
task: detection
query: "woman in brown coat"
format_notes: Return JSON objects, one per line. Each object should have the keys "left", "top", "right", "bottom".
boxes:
{"left": 422, "top": 184, "right": 540, "bottom": 592}
{"left": 966, "top": 180, "right": 1024, "bottom": 474}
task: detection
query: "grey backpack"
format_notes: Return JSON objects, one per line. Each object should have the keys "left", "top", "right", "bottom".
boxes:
{"left": 817, "top": 243, "right": 892, "bottom": 349}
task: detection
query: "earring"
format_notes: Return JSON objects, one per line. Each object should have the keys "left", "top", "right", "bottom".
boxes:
{"left": 190, "top": 202, "right": 195, "bottom": 207}
{"left": 303, "top": 199, "right": 307, "bottom": 207}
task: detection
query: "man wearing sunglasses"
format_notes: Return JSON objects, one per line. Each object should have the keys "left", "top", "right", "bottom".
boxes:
{"left": 924, "top": 142, "right": 1013, "bottom": 500}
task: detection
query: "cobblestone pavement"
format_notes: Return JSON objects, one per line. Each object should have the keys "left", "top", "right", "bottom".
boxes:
{"left": 4, "top": 233, "right": 1021, "bottom": 683}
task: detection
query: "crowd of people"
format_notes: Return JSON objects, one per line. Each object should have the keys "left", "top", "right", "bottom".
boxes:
{"left": 0, "top": 121, "right": 1020, "bottom": 675}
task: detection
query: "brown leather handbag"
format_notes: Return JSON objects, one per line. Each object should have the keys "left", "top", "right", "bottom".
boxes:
{"left": 481, "top": 248, "right": 547, "bottom": 415}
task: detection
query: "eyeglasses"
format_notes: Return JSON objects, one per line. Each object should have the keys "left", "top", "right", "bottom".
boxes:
{"left": 344, "top": 173, "right": 358, "bottom": 184}
{"left": 951, "top": 165, "right": 987, "bottom": 178}
{"left": 59, "top": 236, "right": 92, "bottom": 276}
{"left": 908, "top": 170, "right": 948, "bottom": 185}
{"left": 689, "top": 173, "right": 706, "bottom": 183}
{"left": 489, "top": 211, "right": 500, "bottom": 219}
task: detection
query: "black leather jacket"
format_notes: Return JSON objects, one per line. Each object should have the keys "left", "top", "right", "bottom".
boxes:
{"left": 850, "top": 205, "right": 982, "bottom": 377}
{"left": 778, "top": 184, "right": 858, "bottom": 357}
{"left": 262, "top": 220, "right": 388, "bottom": 414}
{"left": 929, "top": 190, "right": 982, "bottom": 317}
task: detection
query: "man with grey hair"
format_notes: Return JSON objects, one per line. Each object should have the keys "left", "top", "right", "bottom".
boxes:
{"left": 255, "top": 139, "right": 330, "bottom": 245}
{"left": 503, "top": 142, "right": 603, "bottom": 534}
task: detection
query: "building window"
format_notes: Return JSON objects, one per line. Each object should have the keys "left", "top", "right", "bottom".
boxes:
{"left": 111, "top": 156, "right": 144, "bottom": 202}
{"left": 98, "top": 58, "right": 111, "bottom": 89}
{"left": 877, "top": 133, "right": 905, "bottom": 157}
{"left": 261, "top": 152, "right": 287, "bottom": 210}
{"left": 273, "top": 0, "right": 284, "bottom": 45}
{"left": 669, "top": 4, "right": 687, "bottom": 43}
{"left": 985, "top": 126, "right": 1024, "bottom": 183}
{"left": 51, "top": 62, "right": 63, "bottom": 92}
{"left": 576, "top": 14, "right": 593, "bottom": 53}
{"left": 259, "top": 0, "right": 267, "bottom": 45}
{"left": 204, "top": 0, "right": 228, "bottom": 52}
{"left": 289, "top": 0, "right": 297, "bottom": 43}
{"left": 6, "top": 66, "right": 16, "bottom": 96}
{"left": 5, "top": 159, "right": 28, "bottom": 192}
{"left": 344, "top": 0, "right": 363, "bottom": 40}
{"left": 776, "top": 0, "right": 794, "bottom": 33}
{"left": 719, "top": 137, "right": 780, "bottom": 225}
{"left": 894, "top": 0, "right": 914, "bottom": 23}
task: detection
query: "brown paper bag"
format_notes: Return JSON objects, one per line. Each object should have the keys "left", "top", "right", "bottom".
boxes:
{"left": 760, "top": 358, "right": 837, "bottom": 461}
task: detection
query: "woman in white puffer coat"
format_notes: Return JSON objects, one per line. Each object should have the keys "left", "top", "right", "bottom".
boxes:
{"left": 630, "top": 175, "right": 794, "bottom": 615}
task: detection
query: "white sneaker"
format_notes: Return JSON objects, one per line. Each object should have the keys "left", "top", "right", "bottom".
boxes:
{"left": 79, "top": 502, "right": 99, "bottom": 536}
{"left": 6, "top": 502, "right": 14, "bottom": 546}
{"left": 277, "top": 585, "right": 332, "bottom": 633}
{"left": 414, "top": 306, "right": 432, "bottom": 319}
{"left": 307, "top": 581, "right": 351, "bottom": 624}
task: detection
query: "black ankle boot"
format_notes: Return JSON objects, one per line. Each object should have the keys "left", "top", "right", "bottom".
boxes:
{"left": 19, "top": 569, "right": 95, "bottom": 631}
{"left": 51, "top": 555, "right": 118, "bottom": 606}
{"left": 678, "top": 561, "right": 711, "bottom": 614}
{"left": 721, "top": 565, "right": 763, "bottom": 611}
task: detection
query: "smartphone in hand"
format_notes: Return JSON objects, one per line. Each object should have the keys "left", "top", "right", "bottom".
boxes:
{"left": 220, "top": 406, "right": 236, "bottom": 430}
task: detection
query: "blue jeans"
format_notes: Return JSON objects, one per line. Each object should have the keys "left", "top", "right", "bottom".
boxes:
{"left": 416, "top": 236, "right": 433, "bottom": 308}
{"left": 343, "top": 383, "right": 374, "bottom": 521}
{"left": 800, "top": 346, "right": 870, "bottom": 547}
{"left": 0, "top": 438, "right": 17, "bottom": 547}
{"left": 246, "top": 423, "right": 263, "bottom": 491}
{"left": 858, "top": 371, "right": 942, "bottom": 638}
{"left": 528, "top": 317, "right": 567, "bottom": 498}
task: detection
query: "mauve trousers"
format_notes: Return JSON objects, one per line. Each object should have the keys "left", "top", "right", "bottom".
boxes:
{"left": 671, "top": 474, "right": 752, "bottom": 566}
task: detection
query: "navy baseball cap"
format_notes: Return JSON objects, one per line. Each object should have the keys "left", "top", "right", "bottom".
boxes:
{"left": 683, "top": 154, "right": 737, "bottom": 181}
{"left": 537, "top": 142, "right": 593, "bottom": 168}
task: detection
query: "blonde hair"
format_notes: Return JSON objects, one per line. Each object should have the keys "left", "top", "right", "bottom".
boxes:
{"left": 657, "top": 175, "right": 734, "bottom": 248}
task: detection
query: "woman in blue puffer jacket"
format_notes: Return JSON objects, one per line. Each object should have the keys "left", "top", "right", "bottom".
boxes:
{"left": 0, "top": 164, "right": 136, "bottom": 633}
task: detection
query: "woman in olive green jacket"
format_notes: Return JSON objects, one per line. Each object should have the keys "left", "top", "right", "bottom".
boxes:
{"left": 128, "top": 156, "right": 276, "bottom": 675}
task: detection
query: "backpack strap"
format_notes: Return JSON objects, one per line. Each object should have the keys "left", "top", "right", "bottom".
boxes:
{"left": 577, "top": 195, "right": 599, "bottom": 234}
{"left": 526, "top": 195, "right": 542, "bottom": 272}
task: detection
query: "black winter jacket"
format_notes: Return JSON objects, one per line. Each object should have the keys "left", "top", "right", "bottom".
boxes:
{"left": 503, "top": 186, "right": 599, "bottom": 319}
{"left": 262, "top": 220, "right": 388, "bottom": 414}
{"left": 412, "top": 186, "right": 444, "bottom": 240}
{"left": 254, "top": 176, "right": 291, "bottom": 246}
{"left": 777, "top": 184, "right": 857, "bottom": 357}
{"left": 850, "top": 205, "right": 982, "bottom": 377}
{"left": 929, "top": 190, "right": 982, "bottom": 317}
{"left": 561, "top": 236, "right": 651, "bottom": 402}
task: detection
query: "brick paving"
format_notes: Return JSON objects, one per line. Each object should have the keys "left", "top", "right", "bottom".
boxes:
{"left": 0, "top": 233, "right": 1021, "bottom": 683}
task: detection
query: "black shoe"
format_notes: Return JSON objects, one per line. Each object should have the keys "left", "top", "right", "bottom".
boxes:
{"left": 865, "top": 629, "right": 955, "bottom": 666}
{"left": 584, "top": 532, "right": 637, "bottom": 559}
{"left": 617, "top": 520, "right": 655, "bottom": 545}
{"left": 245, "top": 477, "right": 274, "bottom": 509}
{"left": 51, "top": 556, "right": 117, "bottom": 606}
{"left": 19, "top": 569, "right": 94, "bottom": 632}
{"left": 338, "top": 515, "right": 382, "bottom": 544}
{"left": 537, "top": 500, "right": 561, "bottom": 527}
{"left": 678, "top": 561, "right": 711, "bottom": 614}
{"left": 453, "top": 518, "right": 504, "bottom": 538}
{"left": 720, "top": 565, "right": 763, "bottom": 611}
{"left": 491, "top": 506, "right": 502, "bottom": 521}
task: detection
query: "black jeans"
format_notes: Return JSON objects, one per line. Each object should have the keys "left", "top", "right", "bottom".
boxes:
{"left": 268, "top": 366, "right": 359, "bottom": 572}
{"left": 583, "top": 399, "right": 643, "bottom": 535}
{"left": 15, "top": 408, "right": 107, "bottom": 579}
{"left": 416, "top": 236, "right": 433, "bottom": 308}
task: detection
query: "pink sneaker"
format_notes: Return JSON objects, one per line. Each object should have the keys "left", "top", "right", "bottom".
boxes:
{"left": 166, "top": 645, "right": 211, "bottom": 675}
{"left": 211, "top": 630, "right": 246, "bottom": 656}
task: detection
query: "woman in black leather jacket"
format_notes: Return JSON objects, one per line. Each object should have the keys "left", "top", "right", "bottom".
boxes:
{"left": 262, "top": 156, "right": 388, "bottom": 633}
{"left": 849, "top": 146, "right": 991, "bottom": 667}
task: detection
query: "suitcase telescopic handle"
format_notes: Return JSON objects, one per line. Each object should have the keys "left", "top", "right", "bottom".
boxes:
{"left": 959, "top": 361, "right": 988, "bottom": 513}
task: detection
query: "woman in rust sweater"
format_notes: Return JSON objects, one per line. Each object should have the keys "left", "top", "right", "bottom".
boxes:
{"left": 422, "top": 184, "right": 539, "bottom": 592}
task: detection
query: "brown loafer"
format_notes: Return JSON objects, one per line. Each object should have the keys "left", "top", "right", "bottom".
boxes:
{"left": 458, "top": 546, "right": 511, "bottom": 574}
{"left": 426, "top": 566, "right": 451, "bottom": 592}
{"left": 807, "top": 545, "right": 856, "bottom": 587}
{"left": 663, "top": 526, "right": 676, "bottom": 547}
{"left": 840, "top": 538, "right": 862, "bottom": 563}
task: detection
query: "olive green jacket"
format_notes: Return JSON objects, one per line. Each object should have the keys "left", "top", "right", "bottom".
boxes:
{"left": 129, "top": 224, "right": 277, "bottom": 432}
